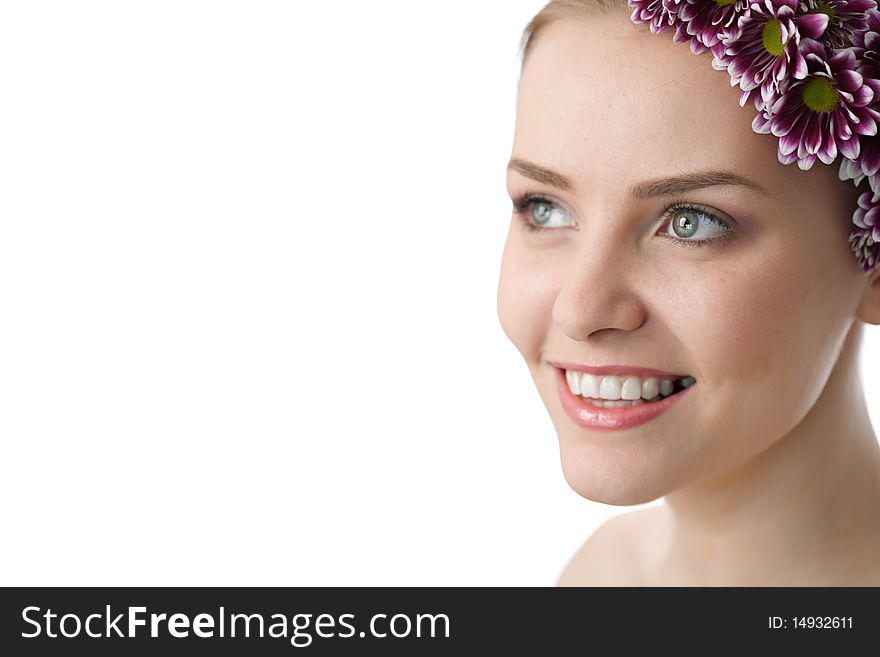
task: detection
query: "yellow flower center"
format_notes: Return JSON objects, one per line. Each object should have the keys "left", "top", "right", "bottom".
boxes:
{"left": 762, "top": 19, "right": 790, "bottom": 56}
{"left": 801, "top": 77, "right": 841, "bottom": 112}
{"left": 715, "top": 0, "right": 737, "bottom": 6}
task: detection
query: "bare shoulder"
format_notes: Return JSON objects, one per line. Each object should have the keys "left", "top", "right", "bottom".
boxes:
{"left": 555, "top": 507, "right": 662, "bottom": 587}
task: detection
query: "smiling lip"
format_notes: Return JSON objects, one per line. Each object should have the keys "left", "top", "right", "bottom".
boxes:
{"left": 553, "top": 366, "right": 693, "bottom": 432}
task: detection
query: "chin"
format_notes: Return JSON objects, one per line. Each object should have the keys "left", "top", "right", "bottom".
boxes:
{"left": 558, "top": 448, "right": 667, "bottom": 506}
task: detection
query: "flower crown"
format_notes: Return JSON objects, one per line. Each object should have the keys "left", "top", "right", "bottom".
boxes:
{"left": 628, "top": 0, "right": 880, "bottom": 273}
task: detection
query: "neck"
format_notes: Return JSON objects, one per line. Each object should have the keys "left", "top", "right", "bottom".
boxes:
{"left": 658, "top": 323, "right": 880, "bottom": 585}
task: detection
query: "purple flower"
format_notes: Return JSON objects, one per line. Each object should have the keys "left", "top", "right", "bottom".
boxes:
{"left": 839, "top": 152, "right": 879, "bottom": 194}
{"left": 713, "top": 0, "right": 830, "bottom": 111}
{"left": 679, "top": 0, "right": 751, "bottom": 48}
{"left": 628, "top": 0, "right": 683, "bottom": 34}
{"left": 837, "top": 8, "right": 880, "bottom": 184}
{"left": 752, "top": 39, "right": 879, "bottom": 170}
{"left": 672, "top": 16, "right": 712, "bottom": 52}
{"left": 800, "top": 0, "right": 877, "bottom": 48}
{"left": 629, "top": 0, "right": 713, "bottom": 53}
{"left": 851, "top": 6, "right": 880, "bottom": 68}
{"left": 850, "top": 190, "right": 880, "bottom": 272}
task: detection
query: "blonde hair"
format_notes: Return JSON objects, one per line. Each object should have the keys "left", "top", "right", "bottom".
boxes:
{"left": 519, "top": 0, "right": 629, "bottom": 66}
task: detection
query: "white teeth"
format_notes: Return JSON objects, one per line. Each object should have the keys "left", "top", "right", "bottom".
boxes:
{"left": 621, "top": 376, "right": 642, "bottom": 400}
{"left": 598, "top": 375, "right": 622, "bottom": 400}
{"left": 585, "top": 399, "right": 645, "bottom": 408}
{"left": 565, "top": 369, "right": 581, "bottom": 395}
{"left": 641, "top": 377, "right": 659, "bottom": 400}
{"left": 580, "top": 373, "right": 600, "bottom": 398}
{"left": 565, "top": 369, "right": 695, "bottom": 404}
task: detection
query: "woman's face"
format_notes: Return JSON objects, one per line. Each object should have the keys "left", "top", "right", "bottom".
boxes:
{"left": 498, "top": 10, "right": 867, "bottom": 505}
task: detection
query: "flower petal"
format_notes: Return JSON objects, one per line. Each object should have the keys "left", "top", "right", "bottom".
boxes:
{"left": 840, "top": 135, "right": 861, "bottom": 160}
{"left": 796, "top": 13, "right": 829, "bottom": 41}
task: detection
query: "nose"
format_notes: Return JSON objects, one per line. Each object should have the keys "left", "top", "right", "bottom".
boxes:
{"left": 551, "top": 245, "right": 647, "bottom": 342}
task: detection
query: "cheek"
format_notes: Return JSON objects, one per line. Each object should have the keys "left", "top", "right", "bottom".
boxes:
{"left": 693, "top": 266, "right": 794, "bottom": 381}
{"left": 683, "top": 250, "right": 851, "bottom": 435}
{"left": 497, "top": 235, "right": 560, "bottom": 360}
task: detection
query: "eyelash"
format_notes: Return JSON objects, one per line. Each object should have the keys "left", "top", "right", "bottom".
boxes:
{"left": 511, "top": 192, "right": 734, "bottom": 249}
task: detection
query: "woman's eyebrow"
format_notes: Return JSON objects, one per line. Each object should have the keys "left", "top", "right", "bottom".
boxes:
{"left": 507, "top": 158, "right": 575, "bottom": 192}
{"left": 507, "top": 158, "right": 770, "bottom": 198}
{"left": 629, "top": 170, "right": 770, "bottom": 198}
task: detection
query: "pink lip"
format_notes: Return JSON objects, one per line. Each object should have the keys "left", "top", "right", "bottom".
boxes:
{"left": 548, "top": 360, "right": 690, "bottom": 379}
{"left": 554, "top": 366, "right": 693, "bottom": 431}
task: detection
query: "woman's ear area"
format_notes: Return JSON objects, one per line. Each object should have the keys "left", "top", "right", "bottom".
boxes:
{"left": 856, "top": 267, "right": 880, "bottom": 326}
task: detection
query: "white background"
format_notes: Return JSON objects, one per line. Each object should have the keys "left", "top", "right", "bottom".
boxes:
{"left": 1, "top": 0, "right": 877, "bottom": 586}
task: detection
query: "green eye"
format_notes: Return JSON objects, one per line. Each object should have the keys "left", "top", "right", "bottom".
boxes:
{"left": 672, "top": 209, "right": 700, "bottom": 238}
{"left": 512, "top": 193, "right": 574, "bottom": 230}
{"left": 533, "top": 201, "right": 555, "bottom": 225}
{"left": 661, "top": 203, "right": 733, "bottom": 248}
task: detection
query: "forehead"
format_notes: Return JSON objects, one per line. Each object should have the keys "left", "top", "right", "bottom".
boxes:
{"left": 514, "top": 11, "right": 777, "bottom": 187}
